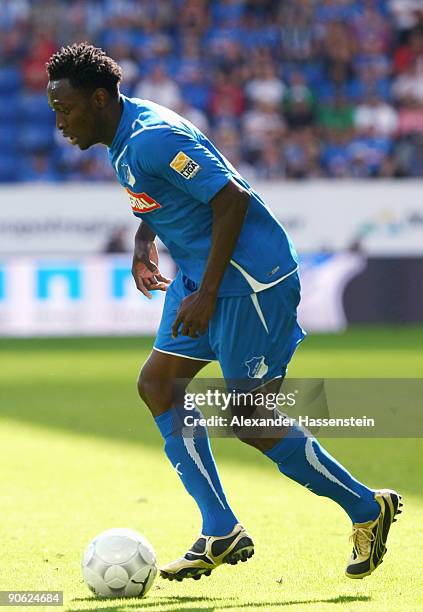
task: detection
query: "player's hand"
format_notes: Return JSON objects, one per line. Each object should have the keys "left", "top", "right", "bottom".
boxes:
{"left": 132, "top": 242, "right": 171, "bottom": 299}
{"left": 172, "top": 289, "right": 217, "bottom": 338}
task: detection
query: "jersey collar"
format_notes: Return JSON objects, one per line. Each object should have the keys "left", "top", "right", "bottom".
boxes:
{"left": 108, "top": 94, "right": 132, "bottom": 154}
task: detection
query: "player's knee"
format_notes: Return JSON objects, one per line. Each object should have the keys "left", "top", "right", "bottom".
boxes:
{"left": 136, "top": 367, "right": 158, "bottom": 405}
{"left": 137, "top": 367, "right": 172, "bottom": 414}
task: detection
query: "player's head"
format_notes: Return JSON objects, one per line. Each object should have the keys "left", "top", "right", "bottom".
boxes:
{"left": 46, "top": 42, "right": 122, "bottom": 150}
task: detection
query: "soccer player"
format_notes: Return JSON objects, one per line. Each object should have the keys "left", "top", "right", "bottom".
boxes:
{"left": 46, "top": 43, "right": 401, "bottom": 582}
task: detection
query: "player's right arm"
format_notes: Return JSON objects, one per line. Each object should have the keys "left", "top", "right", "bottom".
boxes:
{"left": 132, "top": 221, "right": 171, "bottom": 299}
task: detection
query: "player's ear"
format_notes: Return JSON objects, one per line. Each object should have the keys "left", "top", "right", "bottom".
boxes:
{"left": 91, "top": 88, "right": 109, "bottom": 109}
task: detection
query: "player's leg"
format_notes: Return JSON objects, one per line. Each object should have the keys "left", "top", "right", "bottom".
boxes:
{"left": 139, "top": 347, "right": 239, "bottom": 536}
{"left": 255, "top": 381, "right": 401, "bottom": 578}
{"left": 215, "top": 273, "right": 381, "bottom": 521}
{"left": 234, "top": 379, "right": 402, "bottom": 579}
{"left": 141, "top": 274, "right": 253, "bottom": 580}
{"left": 137, "top": 346, "right": 206, "bottom": 417}
{"left": 215, "top": 273, "right": 401, "bottom": 577}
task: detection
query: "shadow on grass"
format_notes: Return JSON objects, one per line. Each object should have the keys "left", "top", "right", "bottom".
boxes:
{"left": 1, "top": 334, "right": 422, "bottom": 494}
{"left": 226, "top": 595, "right": 372, "bottom": 608}
{"left": 70, "top": 594, "right": 226, "bottom": 612}
{"left": 69, "top": 594, "right": 371, "bottom": 611}
{"left": 71, "top": 608, "right": 216, "bottom": 612}
{"left": 1, "top": 376, "right": 422, "bottom": 496}
{"left": 72, "top": 595, "right": 225, "bottom": 604}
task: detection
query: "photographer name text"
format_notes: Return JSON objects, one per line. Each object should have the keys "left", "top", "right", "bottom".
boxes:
{"left": 183, "top": 415, "right": 375, "bottom": 428}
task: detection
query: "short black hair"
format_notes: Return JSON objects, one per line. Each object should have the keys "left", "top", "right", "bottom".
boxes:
{"left": 46, "top": 42, "right": 122, "bottom": 96}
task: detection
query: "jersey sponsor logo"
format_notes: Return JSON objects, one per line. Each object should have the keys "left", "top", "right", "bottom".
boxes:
{"left": 126, "top": 189, "right": 161, "bottom": 213}
{"left": 245, "top": 356, "right": 269, "bottom": 379}
{"left": 170, "top": 151, "right": 201, "bottom": 179}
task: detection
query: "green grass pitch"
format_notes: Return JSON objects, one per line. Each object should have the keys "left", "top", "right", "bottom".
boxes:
{"left": 0, "top": 327, "right": 422, "bottom": 611}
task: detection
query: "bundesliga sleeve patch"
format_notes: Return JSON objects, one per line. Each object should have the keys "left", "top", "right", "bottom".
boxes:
{"left": 170, "top": 151, "right": 201, "bottom": 179}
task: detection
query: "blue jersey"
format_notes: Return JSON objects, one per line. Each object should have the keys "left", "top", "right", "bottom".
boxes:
{"left": 108, "top": 95, "right": 298, "bottom": 297}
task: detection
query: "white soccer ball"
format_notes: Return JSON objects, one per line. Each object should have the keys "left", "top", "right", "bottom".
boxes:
{"left": 82, "top": 528, "right": 157, "bottom": 598}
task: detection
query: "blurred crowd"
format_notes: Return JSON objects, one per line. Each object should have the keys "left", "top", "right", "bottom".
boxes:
{"left": 2, "top": 0, "right": 423, "bottom": 182}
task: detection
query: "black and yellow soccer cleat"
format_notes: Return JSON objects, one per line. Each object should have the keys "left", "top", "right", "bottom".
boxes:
{"left": 346, "top": 489, "right": 402, "bottom": 579}
{"left": 160, "top": 523, "right": 254, "bottom": 582}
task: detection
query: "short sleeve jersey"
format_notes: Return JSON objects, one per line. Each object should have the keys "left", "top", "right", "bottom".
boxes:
{"left": 108, "top": 95, "right": 298, "bottom": 296}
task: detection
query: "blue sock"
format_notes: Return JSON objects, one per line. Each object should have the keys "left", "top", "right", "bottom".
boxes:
{"left": 265, "top": 424, "right": 380, "bottom": 523}
{"left": 155, "top": 406, "right": 238, "bottom": 536}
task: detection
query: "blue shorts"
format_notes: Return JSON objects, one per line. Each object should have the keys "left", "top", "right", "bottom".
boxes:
{"left": 154, "top": 271, "right": 306, "bottom": 384}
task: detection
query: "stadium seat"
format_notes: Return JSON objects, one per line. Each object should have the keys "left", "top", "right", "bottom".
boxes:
{"left": 0, "top": 125, "right": 20, "bottom": 152}
{"left": 0, "top": 154, "right": 18, "bottom": 182}
{"left": 0, "top": 67, "right": 22, "bottom": 94}
{"left": 17, "top": 124, "right": 55, "bottom": 153}
{"left": 0, "top": 94, "right": 19, "bottom": 123}
{"left": 18, "top": 93, "right": 55, "bottom": 124}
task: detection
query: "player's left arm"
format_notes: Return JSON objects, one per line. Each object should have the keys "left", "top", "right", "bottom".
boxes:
{"left": 172, "top": 179, "right": 249, "bottom": 338}
{"left": 132, "top": 221, "right": 171, "bottom": 299}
